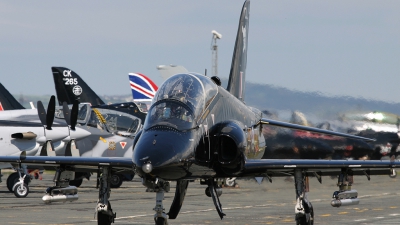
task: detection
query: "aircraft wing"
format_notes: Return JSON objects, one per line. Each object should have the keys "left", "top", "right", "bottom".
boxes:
{"left": 258, "top": 118, "right": 375, "bottom": 142}
{"left": 0, "top": 155, "right": 134, "bottom": 174}
{"left": 243, "top": 159, "right": 398, "bottom": 177}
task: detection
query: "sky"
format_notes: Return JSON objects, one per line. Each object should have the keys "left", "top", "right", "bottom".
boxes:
{"left": 1, "top": 0, "right": 400, "bottom": 103}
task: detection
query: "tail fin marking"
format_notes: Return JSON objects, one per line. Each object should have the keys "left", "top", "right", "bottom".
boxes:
{"left": 129, "top": 73, "right": 158, "bottom": 101}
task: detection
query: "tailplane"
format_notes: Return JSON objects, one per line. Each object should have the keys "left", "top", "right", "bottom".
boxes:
{"left": 52, "top": 67, "right": 105, "bottom": 106}
{"left": 0, "top": 83, "right": 25, "bottom": 110}
{"left": 226, "top": 0, "right": 250, "bottom": 102}
{"left": 157, "top": 65, "right": 188, "bottom": 80}
{"left": 129, "top": 73, "right": 158, "bottom": 101}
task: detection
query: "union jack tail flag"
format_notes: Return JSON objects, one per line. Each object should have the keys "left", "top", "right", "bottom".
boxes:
{"left": 129, "top": 73, "right": 158, "bottom": 101}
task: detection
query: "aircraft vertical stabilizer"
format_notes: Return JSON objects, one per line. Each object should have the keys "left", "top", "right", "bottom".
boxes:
{"left": 226, "top": 0, "right": 250, "bottom": 102}
{"left": 0, "top": 83, "right": 25, "bottom": 110}
{"left": 129, "top": 73, "right": 158, "bottom": 101}
{"left": 52, "top": 67, "right": 105, "bottom": 106}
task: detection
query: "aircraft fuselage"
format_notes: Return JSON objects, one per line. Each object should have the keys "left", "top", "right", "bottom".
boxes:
{"left": 133, "top": 73, "right": 265, "bottom": 180}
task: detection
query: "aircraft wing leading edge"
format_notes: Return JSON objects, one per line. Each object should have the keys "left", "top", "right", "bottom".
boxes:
{"left": 0, "top": 155, "right": 397, "bottom": 178}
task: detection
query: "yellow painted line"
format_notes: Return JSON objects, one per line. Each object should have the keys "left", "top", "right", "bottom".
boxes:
{"left": 390, "top": 206, "right": 398, "bottom": 209}
{"left": 372, "top": 208, "right": 383, "bottom": 211}
{"left": 320, "top": 214, "right": 331, "bottom": 217}
{"left": 356, "top": 210, "right": 367, "bottom": 213}
{"left": 338, "top": 212, "right": 348, "bottom": 215}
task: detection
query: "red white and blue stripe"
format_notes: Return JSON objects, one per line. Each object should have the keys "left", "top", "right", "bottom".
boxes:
{"left": 129, "top": 73, "right": 158, "bottom": 101}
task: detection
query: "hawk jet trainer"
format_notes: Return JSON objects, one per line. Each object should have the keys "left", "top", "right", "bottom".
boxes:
{"left": 1, "top": 1, "right": 400, "bottom": 225}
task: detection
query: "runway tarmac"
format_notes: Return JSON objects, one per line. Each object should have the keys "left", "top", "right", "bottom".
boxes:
{"left": 1, "top": 171, "right": 400, "bottom": 225}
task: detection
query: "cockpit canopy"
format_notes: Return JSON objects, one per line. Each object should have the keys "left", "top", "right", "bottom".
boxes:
{"left": 152, "top": 73, "right": 218, "bottom": 117}
{"left": 145, "top": 73, "right": 218, "bottom": 130}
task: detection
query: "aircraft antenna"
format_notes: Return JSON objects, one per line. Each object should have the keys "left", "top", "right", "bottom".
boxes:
{"left": 211, "top": 30, "right": 222, "bottom": 76}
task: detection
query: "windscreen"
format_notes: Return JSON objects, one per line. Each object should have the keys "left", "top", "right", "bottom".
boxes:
{"left": 144, "top": 100, "right": 194, "bottom": 131}
{"left": 153, "top": 74, "right": 205, "bottom": 116}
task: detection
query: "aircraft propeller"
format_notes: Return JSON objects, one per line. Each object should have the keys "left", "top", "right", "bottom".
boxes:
{"left": 61, "top": 101, "right": 90, "bottom": 156}
{"left": 62, "top": 100, "right": 79, "bottom": 131}
{"left": 37, "top": 95, "right": 56, "bottom": 130}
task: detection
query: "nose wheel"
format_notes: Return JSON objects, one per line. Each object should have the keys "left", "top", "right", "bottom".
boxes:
{"left": 13, "top": 180, "right": 29, "bottom": 198}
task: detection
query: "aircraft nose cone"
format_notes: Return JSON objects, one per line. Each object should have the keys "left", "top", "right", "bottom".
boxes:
{"left": 133, "top": 130, "right": 193, "bottom": 179}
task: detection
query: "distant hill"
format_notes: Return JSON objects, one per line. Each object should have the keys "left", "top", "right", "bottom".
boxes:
{"left": 13, "top": 80, "right": 400, "bottom": 121}
{"left": 244, "top": 81, "right": 400, "bottom": 118}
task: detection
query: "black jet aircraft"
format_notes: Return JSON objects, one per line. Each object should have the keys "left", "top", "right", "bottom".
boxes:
{"left": 1, "top": 1, "right": 400, "bottom": 225}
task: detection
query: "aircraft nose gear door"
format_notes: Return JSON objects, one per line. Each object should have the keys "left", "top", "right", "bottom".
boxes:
{"left": 294, "top": 169, "right": 314, "bottom": 225}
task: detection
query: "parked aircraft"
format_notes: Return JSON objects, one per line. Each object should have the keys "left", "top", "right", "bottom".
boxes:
{"left": 1, "top": 1, "right": 400, "bottom": 225}
{"left": 156, "top": 64, "right": 188, "bottom": 81}
{"left": 262, "top": 110, "right": 375, "bottom": 161}
{"left": 0, "top": 96, "right": 90, "bottom": 197}
{"left": 52, "top": 66, "right": 149, "bottom": 122}
{"left": 129, "top": 72, "right": 158, "bottom": 102}
{"left": 323, "top": 111, "right": 400, "bottom": 160}
{"left": 0, "top": 83, "right": 25, "bottom": 110}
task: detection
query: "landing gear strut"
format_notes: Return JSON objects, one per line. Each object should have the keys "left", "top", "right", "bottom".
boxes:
{"left": 96, "top": 167, "right": 116, "bottom": 225}
{"left": 9, "top": 165, "right": 31, "bottom": 198}
{"left": 141, "top": 177, "right": 171, "bottom": 225}
{"left": 294, "top": 169, "right": 314, "bottom": 225}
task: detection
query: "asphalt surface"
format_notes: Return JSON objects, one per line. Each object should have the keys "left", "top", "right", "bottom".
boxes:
{"left": 1, "top": 171, "right": 400, "bottom": 225}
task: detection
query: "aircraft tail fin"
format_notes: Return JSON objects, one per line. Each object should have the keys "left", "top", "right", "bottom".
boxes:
{"left": 129, "top": 73, "right": 158, "bottom": 102}
{"left": 0, "top": 83, "right": 25, "bottom": 110}
{"left": 226, "top": 0, "right": 250, "bottom": 102}
{"left": 52, "top": 67, "right": 105, "bottom": 106}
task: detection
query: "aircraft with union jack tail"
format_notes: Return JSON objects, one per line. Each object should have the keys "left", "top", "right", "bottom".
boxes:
{"left": 129, "top": 72, "right": 158, "bottom": 102}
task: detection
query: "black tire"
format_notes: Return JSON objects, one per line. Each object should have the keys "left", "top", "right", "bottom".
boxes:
{"left": 155, "top": 217, "right": 166, "bottom": 225}
{"left": 296, "top": 214, "right": 307, "bottom": 225}
{"left": 69, "top": 179, "right": 83, "bottom": 187}
{"left": 7, "top": 172, "right": 19, "bottom": 192}
{"left": 295, "top": 207, "right": 314, "bottom": 225}
{"left": 110, "top": 174, "right": 123, "bottom": 188}
{"left": 14, "top": 183, "right": 29, "bottom": 198}
{"left": 97, "top": 202, "right": 113, "bottom": 225}
{"left": 7, "top": 172, "right": 30, "bottom": 192}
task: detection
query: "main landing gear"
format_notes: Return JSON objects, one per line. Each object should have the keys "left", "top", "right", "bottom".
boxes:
{"left": 96, "top": 167, "right": 116, "bottom": 225}
{"left": 202, "top": 178, "right": 225, "bottom": 219}
{"left": 294, "top": 169, "right": 314, "bottom": 225}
